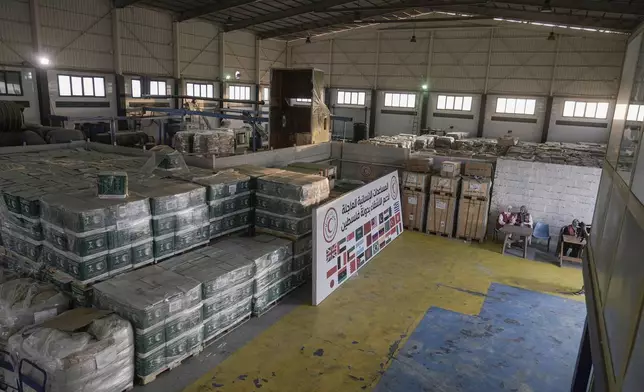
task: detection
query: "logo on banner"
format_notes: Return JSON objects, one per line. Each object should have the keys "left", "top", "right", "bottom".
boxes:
{"left": 360, "top": 165, "right": 373, "bottom": 179}
{"left": 390, "top": 175, "right": 398, "bottom": 200}
{"left": 323, "top": 207, "right": 339, "bottom": 243}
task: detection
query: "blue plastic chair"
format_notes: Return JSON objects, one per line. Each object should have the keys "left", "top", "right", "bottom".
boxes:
{"left": 532, "top": 222, "right": 551, "bottom": 251}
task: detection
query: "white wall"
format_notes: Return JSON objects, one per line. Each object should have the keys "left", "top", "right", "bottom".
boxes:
{"left": 482, "top": 94, "right": 546, "bottom": 142}
{"left": 427, "top": 92, "right": 481, "bottom": 135}
{"left": 547, "top": 97, "right": 614, "bottom": 143}
{"left": 491, "top": 157, "right": 601, "bottom": 250}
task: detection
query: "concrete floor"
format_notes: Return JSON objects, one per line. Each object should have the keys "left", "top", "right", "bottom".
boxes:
{"left": 139, "top": 231, "right": 585, "bottom": 392}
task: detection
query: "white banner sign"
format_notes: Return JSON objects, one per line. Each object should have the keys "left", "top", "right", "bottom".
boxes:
{"left": 313, "top": 171, "right": 403, "bottom": 305}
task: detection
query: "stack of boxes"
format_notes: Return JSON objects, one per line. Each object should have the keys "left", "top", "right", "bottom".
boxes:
{"left": 456, "top": 162, "right": 494, "bottom": 242}
{"left": 285, "top": 162, "right": 337, "bottom": 190}
{"left": 401, "top": 156, "right": 433, "bottom": 232}
{"left": 426, "top": 161, "right": 462, "bottom": 237}
{"left": 93, "top": 266, "right": 203, "bottom": 383}
{"left": 191, "top": 171, "right": 252, "bottom": 240}
{"left": 255, "top": 171, "right": 330, "bottom": 241}
{"left": 130, "top": 181, "right": 208, "bottom": 262}
{"left": 39, "top": 191, "right": 154, "bottom": 306}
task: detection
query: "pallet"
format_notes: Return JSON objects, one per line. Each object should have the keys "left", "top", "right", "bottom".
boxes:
{"left": 203, "top": 314, "right": 252, "bottom": 348}
{"left": 462, "top": 195, "right": 489, "bottom": 201}
{"left": 252, "top": 286, "right": 299, "bottom": 318}
{"left": 402, "top": 186, "right": 427, "bottom": 193}
{"left": 136, "top": 346, "right": 203, "bottom": 386}
{"left": 457, "top": 236, "right": 485, "bottom": 243}
{"left": 431, "top": 191, "right": 456, "bottom": 197}
{"left": 403, "top": 226, "right": 422, "bottom": 232}
{"left": 426, "top": 231, "right": 452, "bottom": 238}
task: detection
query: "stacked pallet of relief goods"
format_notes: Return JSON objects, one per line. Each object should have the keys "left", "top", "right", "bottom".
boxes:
{"left": 191, "top": 171, "right": 252, "bottom": 240}
{"left": 285, "top": 162, "right": 338, "bottom": 190}
{"left": 456, "top": 162, "right": 494, "bottom": 242}
{"left": 425, "top": 161, "right": 462, "bottom": 237}
{"left": 254, "top": 171, "right": 330, "bottom": 241}
{"left": 39, "top": 190, "right": 154, "bottom": 306}
{"left": 130, "top": 180, "right": 209, "bottom": 262}
{"left": 93, "top": 265, "right": 202, "bottom": 384}
{"left": 216, "top": 235, "right": 293, "bottom": 316}
{"left": 232, "top": 165, "right": 284, "bottom": 209}
{"left": 7, "top": 309, "right": 135, "bottom": 392}
{"left": 401, "top": 156, "right": 433, "bottom": 232}
{"left": 158, "top": 246, "right": 255, "bottom": 345}
{"left": 192, "top": 130, "right": 236, "bottom": 157}
{"left": 290, "top": 234, "right": 313, "bottom": 288}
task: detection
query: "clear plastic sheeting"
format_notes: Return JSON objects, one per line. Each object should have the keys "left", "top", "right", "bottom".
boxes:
{"left": 256, "top": 172, "right": 330, "bottom": 206}
{"left": 191, "top": 170, "right": 251, "bottom": 201}
{"left": 7, "top": 313, "right": 134, "bottom": 392}
{"left": 140, "top": 146, "right": 190, "bottom": 177}
{"left": 0, "top": 278, "right": 69, "bottom": 346}
{"left": 192, "top": 130, "right": 235, "bottom": 157}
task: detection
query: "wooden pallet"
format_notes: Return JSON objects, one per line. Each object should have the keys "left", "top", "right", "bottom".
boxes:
{"left": 403, "top": 226, "right": 422, "bottom": 232}
{"left": 203, "top": 314, "right": 252, "bottom": 348}
{"left": 136, "top": 346, "right": 203, "bottom": 386}
{"left": 431, "top": 191, "right": 456, "bottom": 197}
{"left": 457, "top": 236, "right": 485, "bottom": 243}
{"left": 402, "top": 186, "right": 427, "bottom": 193}
{"left": 462, "top": 195, "right": 489, "bottom": 201}
{"left": 426, "top": 230, "right": 452, "bottom": 238}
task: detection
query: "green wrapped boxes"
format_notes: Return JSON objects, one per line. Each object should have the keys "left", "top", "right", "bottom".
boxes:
{"left": 255, "top": 210, "right": 313, "bottom": 239}
{"left": 192, "top": 171, "right": 251, "bottom": 201}
{"left": 203, "top": 299, "right": 252, "bottom": 342}
{"left": 253, "top": 259, "right": 292, "bottom": 294}
{"left": 292, "top": 250, "right": 312, "bottom": 272}
{"left": 202, "top": 280, "right": 254, "bottom": 319}
{"left": 252, "top": 275, "right": 294, "bottom": 316}
{"left": 208, "top": 193, "right": 251, "bottom": 219}
{"left": 97, "top": 171, "right": 128, "bottom": 199}
{"left": 255, "top": 193, "right": 313, "bottom": 217}
{"left": 208, "top": 209, "right": 251, "bottom": 239}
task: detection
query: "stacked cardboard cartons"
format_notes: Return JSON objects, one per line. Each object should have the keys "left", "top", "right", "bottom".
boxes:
{"left": 426, "top": 161, "right": 461, "bottom": 237}
{"left": 456, "top": 162, "right": 494, "bottom": 242}
{"left": 401, "top": 156, "right": 433, "bottom": 231}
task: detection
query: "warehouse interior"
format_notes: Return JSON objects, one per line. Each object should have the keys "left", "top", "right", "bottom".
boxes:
{"left": 0, "top": 0, "right": 643, "bottom": 391}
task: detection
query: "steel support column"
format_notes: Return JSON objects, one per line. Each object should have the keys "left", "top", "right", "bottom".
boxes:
{"left": 369, "top": 89, "right": 377, "bottom": 138}
{"left": 477, "top": 94, "right": 487, "bottom": 137}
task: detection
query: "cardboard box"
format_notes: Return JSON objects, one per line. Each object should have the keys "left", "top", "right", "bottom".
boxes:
{"left": 402, "top": 190, "right": 427, "bottom": 231}
{"left": 456, "top": 197, "right": 490, "bottom": 241}
{"left": 440, "top": 161, "right": 462, "bottom": 178}
{"left": 405, "top": 157, "right": 433, "bottom": 173}
{"left": 402, "top": 171, "right": 431, "bottom": 192}
{"left": 430, "top": 176, "right": 460, "bottom": 195}
{"left": 497, "top": 136, "right": 518, "bottom": 146}
{"left": 426, "top": 194, "right": 457, "bottom": 236}
{"left": 464, "top": 161, "right": 494, "bottom": 178}
{"left": 461, "top": 177, "right": 492, "bottom": 199}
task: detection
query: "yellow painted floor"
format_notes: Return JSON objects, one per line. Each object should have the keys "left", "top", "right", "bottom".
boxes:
{"left": 184, "top": 232, "right": 584, "bottom": 392}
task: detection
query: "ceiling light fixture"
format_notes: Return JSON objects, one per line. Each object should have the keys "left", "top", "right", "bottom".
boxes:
{"left": 547, "top": 31, "right": 556, "bottom": 40}
{"left": 306, "top": 36, "right": 312, "bottom": 43}
{"left": 410, "top": 23, "right": 417, "bottom": 43}
{"left": 541, "top": 0, "right": 553, "bottom": 13}
{"left": 37, "top": 56, "right": 50, "bottom": 66}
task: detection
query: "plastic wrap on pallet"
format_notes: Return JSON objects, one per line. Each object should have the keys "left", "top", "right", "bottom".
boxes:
{"left": 203, "top": 298, "right": 252, "bottom": 342}
{"left": 202, "top": 280, "right": 253, "bottom": 320}
{"left": 255, "top": 193, "right": 314, "bottom": 218}
{"left": 191, "top": 170, "right": 251, "bottom": 201}
{"left": 293, "top": 235, "right": 313, "bottom": 256}
{"left": 7, "top": 312, "right": 134, "bottom": 392}
{"left": 292, "top": 250, "right": 312, "bottom": 271}
{"left": 173, "top": 131, "right": 194, "bottom": 154}
{"left": 252, "top": 275, "right": 294, "bottom": 316}
{"left": 256, "top": 172, "right": 330, "bottom": 206}
{"left": 253, "top": 258, "right": 292, "bottom": 294}
{"left": 0, "top": 278, "right": 70, "bottom": 346}
{"left": 291, "top": 264, "right": 313, "bottom": 287}
{"left": 141, "top": 147, "right": 190, "bottom": 176}
{"left": 255, "top": 210, "right": 313, "bottom": 238}
{"left": 192, "top": 129, "right": 235, "bottom": 157}
{"left": 135, "top": 325, "right": 203, "bottom": 378}
{"left": 208, "top": 209, "right": 252, "bottom": 239}
{"left": 159, "top": 248, "right": 254, "bottom": 300}
{"left": 207, "top": 193, "right": 252, "bottom": 219}
{"left": 213, "top": 234, "right": 292, "bottom": 273}
{"left": 131, "top": 181, "right": 206, "bottom": 217}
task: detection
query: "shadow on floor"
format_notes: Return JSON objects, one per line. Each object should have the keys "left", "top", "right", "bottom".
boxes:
{"left": 475, "top": 238, "right": 582, "bottom": 269}
{"left": 375, "top": 283, "right": 586, "bottom": 392}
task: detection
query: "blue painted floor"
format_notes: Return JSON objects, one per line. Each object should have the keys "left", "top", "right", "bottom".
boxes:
{"left": 376, "top": 283, "right": 586, "bottom": 392}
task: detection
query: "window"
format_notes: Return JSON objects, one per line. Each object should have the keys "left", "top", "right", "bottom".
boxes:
{"left": 495, "top": 97, "right": 536, "bottom": 115}
{"left": 337, "top": 90, "right": 366, "bottom": 106}
{"left": 384, "top": 92, "right": 416, "bottom": 108}
{"left": 186, "top": 82, "right": 214, "bottom": 98}
{"left": 626, "top": 104, "right": 644, "bottom": 121}
{"left": 131, "top": 79, "right": 141, "bottom": 98}
{"left": 562, "top": 100, "right": 609, "bottom": 119}
{"left": 436, "top": 94, "right": 472, "bottom": 111}
{"left": 150, "top": 80, "right": 167, "bottom": 96}
{"left": 262, "top": 87, "right": 269, "bottom": 101}
{"left": 228, "top": 85, "right": 251, "bottom": 101}
{"left": 0, "top": 71, "right": 22, "bottom": 96}
{"left": 57, "top": 75, "right": 106, "bottom": 97}
{"left": 296, "top": 98, "right": 311, "bottom": 103}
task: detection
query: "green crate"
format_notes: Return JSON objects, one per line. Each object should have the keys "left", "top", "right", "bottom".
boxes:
{"left": 256, "top": 193, "right": 313, "bottom": 218}
{"left": 19, "top": 218, "right": 43, "bottom": 242}
{"left": 165, "top": 327, "right": 203, "bottom": 361}
{"left": 18, "top": 191, "right": 41, "bottom": 219}
{"left": 255, "top": 210, "right": 312, "bottom": 237}
{"left": 71, "top": 282, "right": 94, "bottom": 307}
{"left": 43, "top": 245, "right": 68, "bottom": 272}
{"left": 208, "top": 193, "right": 251, "bottom": 219}
{"left": 154, "top": 235, "right": 175, "bottom": 260}
{"left": 254, "top": 260, "right": 292, "bottom": 294}
{"left": 43, "top": 223, "right": 68, "bottom": 252}
{"left": 107, "top": 247, "right": 132, "bottom": 273}
{"left": 97, "top": 171, "right": 128, "bottom": 199}
{"left": 293, "top": 235, "right": 313, "bottom": 255}
{"left": 252, "top": 276, "right": 294, "bottom": 316}
{"left": 109, "top": 219, "right": 153, "bottom": 248}
{"left": 192, "top": 172, "right": 251, "bottom": 200}
{"left": 203, "top": 299, "right": 252, "bottom": 341}
{"left": 291, "top": 264, "right": 312, "bottom": 287}
{"left": 152, "top": 214, "right": 176, "bottom": 236}
{"left": 203, "top": 280, "right": 253, "bottom": 319}
{"left": 175, "top": 225, "right": 209, "bottom": 252}
{"left": 292, "top": 250, "right": 312, "bottom": 271}
{"left": 3, "top": 190, "right": 22, "bottom": 214}
{"left": 131, "top": 240, "right": 154, "bottom": 267}
{"left": 67, "top": 231, "right": 109, "bottom": 257}
{"left": 135, "top": 346, "right": 166, "bottom": 377}
{"left": 67, "top": 254, "right": 108, "bottom": 282}
{"left": 209, "top": 210, "right": 251, "bottom": 239}
{"left": 175, "top": 205, "right": 209, "bottom": 231}
{"left": 165, "top": 305, "right": 202, "bottom": 342}
{"left": 135, "top": 323, "right": 165, "bottom": 354}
